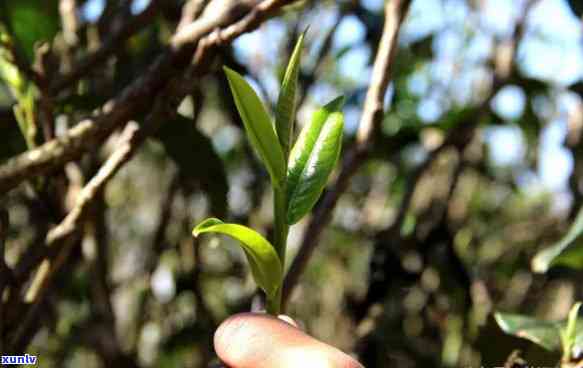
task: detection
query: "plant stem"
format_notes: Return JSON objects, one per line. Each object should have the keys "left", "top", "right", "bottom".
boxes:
{"left": 270, "top": 185, "right": 289, "bottom": 315}
{"left": 266, "top": 288, "right": 281, "bottom": 316}
{"left": 273, "top": 186, "right": 289, "bottom": 263}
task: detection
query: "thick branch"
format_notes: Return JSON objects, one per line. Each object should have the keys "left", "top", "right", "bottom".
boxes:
{"left": 0, "top": 0, "right": 295, "bottom": 195}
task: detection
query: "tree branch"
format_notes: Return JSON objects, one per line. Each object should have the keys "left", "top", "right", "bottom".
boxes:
{"left": 0, "top": 208, "right": 9, "bottom": 353}
{"left": 0, "top": 0, "right": 296, "bottom": 195}
{"left": 9, "top": 121, "right": 141, "bottom": 350}
{"left": 50, "top": 0, "right": 162, "bottom": 93}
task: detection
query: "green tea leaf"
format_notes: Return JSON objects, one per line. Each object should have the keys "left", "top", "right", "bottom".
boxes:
{"left": 286, "top": 96, "right": 344, "bottom": 224}
{"left": 192, "top": 218, "right": 282, "bottom": 297}
{"left": 223, "top": 67, "right": 286, "bottom": 187}
{"left": 275, "top": 31, "right": 305, "bottom": 156}
{"left": 532, "top": 207, "right": 583, "bottom": 273}
{"left": 495, "top": 312, "right": 563, "bottom": 352}
{"left": 156, "top": 117, "right": 228, "bottom": 217}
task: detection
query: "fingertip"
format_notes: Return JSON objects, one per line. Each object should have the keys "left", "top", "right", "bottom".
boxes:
{"left": 277, "top": 314, "right": 299, "bottom": 328}
{"left": 213, "top": 313, "right": 256, "bottom": 366}
{"left": 213, "top": 313, "right": 364, "bottom": 368}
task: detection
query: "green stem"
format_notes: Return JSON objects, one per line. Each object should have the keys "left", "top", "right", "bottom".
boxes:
{"left": 266, "top": 287, "right": 282, "bottom": 316}
{"left": 270, "top": 185, "right": 289, "bottom": 315}
{"left": 273, "top": 186, "right": 289, "bottom": 263}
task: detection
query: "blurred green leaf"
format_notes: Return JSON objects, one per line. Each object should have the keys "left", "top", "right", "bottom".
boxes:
{"left": 561, "top": 302, "right": 582, "bottom": 361}
{"left": 1, "top": 0, "right": 59, "bottom": 61}
{"left": 286, "top": 96, "right": 344, "bottom": 224}
{"left": 0, "top": 55, "right": 23, "bottom": 91}
{"left": 223, "top": 66, "right": 286, "bottom": 187}
{"left": 275, "top": 31, "right": 305, "bottom": 156}
{"left": 532, "top": 207, "right": 583, "bottom": 273}
{"left": 495, "top": 311, "right": 583, "bottom": 356}
{"left": 495, "top": 312, "right": 563, "bottom": 352}
{"left": 156, "top": 117, "right": 228, "bottom": 217}
{"left": 192, "top": 218, "right": 282, "bottom": 298}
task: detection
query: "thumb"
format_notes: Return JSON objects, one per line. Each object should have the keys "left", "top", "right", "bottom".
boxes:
{"left": 214, "top": 313, "right": 363, "bottom": 368}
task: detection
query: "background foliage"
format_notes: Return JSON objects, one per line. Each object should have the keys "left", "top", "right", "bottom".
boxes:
{"left": 2, "top": 0, "right": 583, "bottom": 367}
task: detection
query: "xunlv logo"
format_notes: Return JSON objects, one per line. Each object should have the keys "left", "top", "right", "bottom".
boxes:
{"left": 1, "top": 354, "right": 37, "bottom": 365}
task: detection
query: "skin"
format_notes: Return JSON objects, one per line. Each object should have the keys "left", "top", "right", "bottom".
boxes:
{"left": 214, "top": 313, "right": 364, "bottom": 368}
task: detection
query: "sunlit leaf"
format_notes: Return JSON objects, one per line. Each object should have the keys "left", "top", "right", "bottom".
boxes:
{"left": 532, "top": 207, "right": 583, "bottom": 273}
{"left": 275, "top": 31, "right": 305, "bottom": 156}
{"left": 286, "top": 96, "right": 344, "bottom": 224}
{"left": 223, "top": 67, "right": 286, "bottom": 187}
{"left": 192, "top": 218, "right": 282, "bottom": 297}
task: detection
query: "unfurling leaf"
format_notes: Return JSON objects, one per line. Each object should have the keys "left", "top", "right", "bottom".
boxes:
{"left": 275, "top": 31, "right": 305, "bottom": 156}
{"left": 223, "top": 67, "right": 286, "bottom": 187}
{"left": 192, "top": 218, "right": 282, "bottom": 297}
{"left": 532, "top": 207, "right": 583, "bottom": 273}
{"left": 286, "top": 96, "right": 344, "bottom": 224}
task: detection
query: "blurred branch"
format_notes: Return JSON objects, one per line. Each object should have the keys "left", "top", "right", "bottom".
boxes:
{"left": 87, "top": 190, "right": 133, "bottom": 367}
{"left": 297, "top": 5, "right": 346, "bottom": 107}
{"left": 50, "top": 0, "right": 161, "bottom": 93}
{"left": 34, "top": 44, "right": 57, "bottom": 141}
{"left": 59, "top": 0, "right": 79, "bottom": 47}
{"left": 9, "top": 121, "right": 141, "bottom": 351}
{"left": 350, "top": 0, "right": 541, "bottom": 341}
{"left": 177, "top": 0, "right": 208, "bottom": 32}
{"left": 282, "top": 0, "right": 412, "bottom": 307}
{"left": 392, "top": 126, "right": 476, "bottom": 236}
{"left": 135, "top": 174, "right": 181, "bottom": 332}
{"left": 11, "top": 31, "right": 238, "bottom": 346}
{"left": 0, "top": 208, "right": 10, "bottom": 353}
{"left": 0, "top": 0, "right": 296, "bottom": 195}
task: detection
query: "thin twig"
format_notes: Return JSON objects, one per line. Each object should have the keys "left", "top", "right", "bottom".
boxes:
{"left": 135, "top": 174, "right": 180, "bottom": 332}
{"left": 177, "top": 0, "right": 209, "bottom": 32}
{"left": 282, "top": 0, "right": 412, "bottom": 307}
{"left": 59, "top": 0, "right": 79, "bottom": 47}
{"left": 50, "top": 0, "right": 161, "bottom": 93}
{"left": 12, "top": 50, "right": 212, "bottom": 349}
{"left": 297, "top": 9, "right": 344, "bottom": 107}
{"left": 10, "top": 121, "right": 141, "bottom": 350}
{"left": 350, "top": 0, "right": 541, "bottom": 337}
{"left": 10, "top": 122, "right": 148, "bottom": 352}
